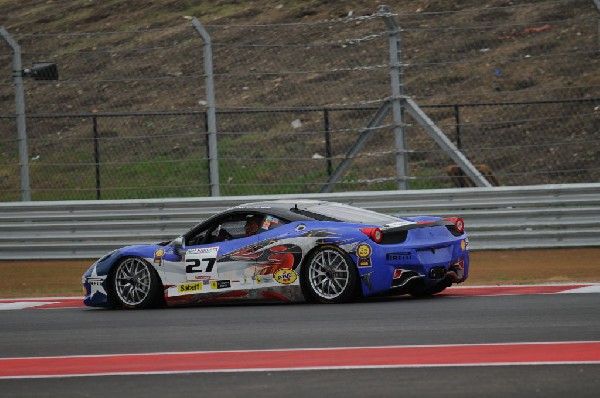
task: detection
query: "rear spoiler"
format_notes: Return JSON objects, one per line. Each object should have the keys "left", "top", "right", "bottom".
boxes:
{"left": 382, "top": 218, "right": 464, "bottom": 233}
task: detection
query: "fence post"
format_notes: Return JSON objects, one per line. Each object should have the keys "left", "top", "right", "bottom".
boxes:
{"left": 92, "top": 115, "right": 101, "bottom": 200}
{"left": 453, "top": 104, "right": 462, "bottom": 149}
{"left": 380, "top": 5, "right": 409, "bottom": 190}
{"left": 323, "top": 108, "right": 333, "bottom": 176}
{"left": 192, "top": 18, "right": 220, "bottom": 197}
{"left": 0, "top": 27, "right": 31, "bottom": 201}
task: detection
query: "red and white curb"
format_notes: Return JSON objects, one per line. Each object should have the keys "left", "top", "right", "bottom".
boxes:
{"left": 0, "top": 297, "right": 84, "bottom": 310}
{"left": 1, "top": 341, "right": 599, "bottom": 379}
{"left": 442, "top": 283, "right": 600, "bottom": 297}
{"left": 0, "top": 283, "right": 598, "bottom": 311}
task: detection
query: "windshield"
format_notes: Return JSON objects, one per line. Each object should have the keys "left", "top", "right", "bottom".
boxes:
{"left": 297, "top": 202, "right": 399, "bottom": 224}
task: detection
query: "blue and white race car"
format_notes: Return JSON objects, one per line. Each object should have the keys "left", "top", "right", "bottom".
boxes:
{"left": 82, "top": 200, "right": 469, "bottom": 309}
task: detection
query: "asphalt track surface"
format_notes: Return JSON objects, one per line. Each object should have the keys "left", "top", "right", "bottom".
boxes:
{"left": 1, "top": 286, "right": 599, "bottom": 397}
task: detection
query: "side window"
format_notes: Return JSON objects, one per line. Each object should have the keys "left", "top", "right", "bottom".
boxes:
{"left": 185, "top": 213, "right": 288, "bottom": 245}
{"left": 186, "top": 226, "right": 211, "bottom": 246}
{"left": 219, "top": 213, "right": 285, "bottom": 239}
{"left": 213, "top": 218, "right": 249, "bottom": 240}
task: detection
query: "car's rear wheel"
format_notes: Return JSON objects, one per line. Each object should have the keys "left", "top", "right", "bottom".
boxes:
{"left": 302, "top": 246, "right": 359, "bottom": 304}
{"left": 111, "top": 257, "right": 163, "bottom": 309}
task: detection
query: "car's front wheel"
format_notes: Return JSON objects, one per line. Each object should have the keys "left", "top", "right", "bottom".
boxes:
{"left": 111, "top": 257, "right": 164, "bottom": 309}
{"left": 301, "top": 246, "right": 359, "bottom": 304}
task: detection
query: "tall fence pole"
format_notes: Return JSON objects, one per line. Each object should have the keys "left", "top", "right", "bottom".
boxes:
{"left": 323, "top": 108, "right": 333, "bottom": 176}
{"left": 192, "top": 18, "right": 220, "bottom": 197}
{"left": 453, "top": 104, "right": 462, "bottom": 149}
{"left": 381, "top": 5, "right": 408, "bottom": 190}
{"left": 92, "top": 115, "right": 101, "bottom": 200}
{"left": 0, "top": 27, "right": 31, "bottom": 201}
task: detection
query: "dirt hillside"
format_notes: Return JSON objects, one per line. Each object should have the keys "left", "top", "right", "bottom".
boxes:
{"left": 1, "top": 1, "right": 598, "bottom": 199}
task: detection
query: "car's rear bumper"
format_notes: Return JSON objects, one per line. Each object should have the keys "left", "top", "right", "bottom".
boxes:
{"left": 355, "top": 236, "right": 470, "bottom": 296}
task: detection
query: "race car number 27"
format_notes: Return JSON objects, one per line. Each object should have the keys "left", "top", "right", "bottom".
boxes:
{"left": 185, "top": 246, "right": 219, "bottom": 280}
{"left": 185, "top": 258, "right": 216, "bottom": 273}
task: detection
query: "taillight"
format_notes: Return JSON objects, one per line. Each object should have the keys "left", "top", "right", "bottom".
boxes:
{"left": 444, "top": 217, "right": 465, "bottom": 233}
{"left": 359, "top": 227, "right": 383, "bottom": 243}
{"left": 454, "top": 259, "right": 465, "bottom": 270}
{"left": 393, "top": 268, "right": 403, "bottom": 279}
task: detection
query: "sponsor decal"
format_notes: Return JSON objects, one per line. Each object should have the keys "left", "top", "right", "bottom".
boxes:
{"left": 187, "top": 247, "right": 219, "bottom": 256}
{"left": 356, "top": 243, "right": 372, "bottom": 267}
{"left": 194, "top": 275, "right": 211, "bottom": 281}
{"left": 153, "top": 248, "right": 165, "bottom": 265}
{"left": 210, "top": 280, "right": 231, "bottom": 290}
{"left": 178, "top": 282, "right": 203, "bottom": 294}
{"left": 274, "top": 269, "right": 298, "bottom": 284}
{"left": 357, "top": 244, "right": 371, "bottom": 257}
{"left": 85, "top": 266, "right": 107, "bottom": 298}
{"left": 255, "top": 275, "right": 274, "bottom": 284}
{"left": 386, "top": 252, "right": 411, "bottom": 262}
{"left": 262, "top": 215, "right": 280, "bottom": 230}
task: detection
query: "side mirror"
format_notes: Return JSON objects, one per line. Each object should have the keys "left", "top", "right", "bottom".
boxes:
{"left": 172, "top": 236, "right": 185, "bottom": 255}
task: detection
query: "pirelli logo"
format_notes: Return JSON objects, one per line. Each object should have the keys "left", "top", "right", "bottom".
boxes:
{"left": 386, "top": 252, "right": 411, "bottom": 262}
{"left": 178, "top": 282, "right": 203, "bottom": 294}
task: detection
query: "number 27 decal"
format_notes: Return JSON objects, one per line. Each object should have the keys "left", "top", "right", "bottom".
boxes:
{"left": 184, "top": 246, "right": 219, "bottom": 280}
{"left": 186, "top": 258, "right": 216, "bottom": 273}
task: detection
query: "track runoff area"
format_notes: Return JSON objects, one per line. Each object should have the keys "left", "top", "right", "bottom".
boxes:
{"left": 1, "top": 283, "right": 599, "bottom": 379}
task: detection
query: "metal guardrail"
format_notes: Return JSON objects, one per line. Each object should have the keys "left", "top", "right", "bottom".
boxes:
{"left": 0, "top": 184, "right": 598, "bottom": 260}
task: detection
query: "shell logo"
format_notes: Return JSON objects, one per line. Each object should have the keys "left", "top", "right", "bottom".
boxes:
{"left": 274, "top": 269, "right": 297, "bottom": 285}
{"left": 154, "top": 248, "right": 165, "bottom": 264}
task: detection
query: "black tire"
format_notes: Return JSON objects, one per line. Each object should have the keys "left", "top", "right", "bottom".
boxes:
{"left": 301, "top": 246, "right": 359, "bottom": 304}
{"left": 111, "top": 257, "right": 164, "bottom": 309}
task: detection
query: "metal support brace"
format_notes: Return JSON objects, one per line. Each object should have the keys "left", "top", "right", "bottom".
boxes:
{"left": 404, "top": 98, "right": 492, "bottom": 188}
{"left": 320, "top": 102, "right": 391, "bottom": 193}
{"left": 0, "top": 27, "right": 31, "bottom": 201}
{"left": 192, "top": 18, "right": 220, "bottom": 197}
{"left": 319, "top": 6, "right": 491, "bottom": 192}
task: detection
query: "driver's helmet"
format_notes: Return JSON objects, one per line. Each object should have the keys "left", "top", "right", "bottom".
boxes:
{"left": 244, "top": 216, "right": 262, "bottom": 237}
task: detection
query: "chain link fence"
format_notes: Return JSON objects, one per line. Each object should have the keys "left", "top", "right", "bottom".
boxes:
{"left": 1, "top": 0, "right": 599, "bottom": 200}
